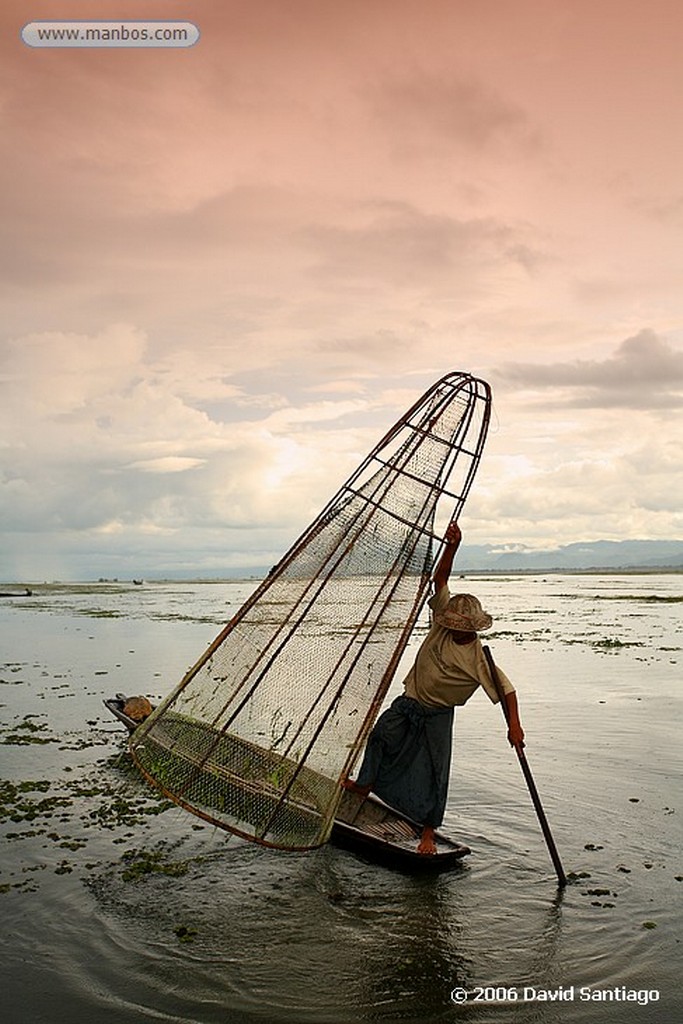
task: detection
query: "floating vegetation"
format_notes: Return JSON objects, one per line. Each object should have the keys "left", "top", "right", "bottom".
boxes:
{"left": 58, "top": 733, "right": 113, "bottom": 752}
{"left": 0, "top": 667, "right": 27, "bottom": 686}
{"left": 150, "top": 612, "right": 226, "bottom": 625}
{"left": 1, "top": 717, "right": 59, "bottom": 746}
{"left": 87, "top": 793, "right": 174, "bottom": 831}
{"left": 562, "top": 636, "right": 646, "bottom": 652}
{"left": 592, "top": 638, "right": 645, "bottom": 649}
{"left": 0, "top": 755, "right": 178, "bottom": 894}
{"left": 0, "top": 779, "right": 71, "bottom": 825}
{"left": 1, "top": 779, "right": 51, "bottom": 816}
{"left": 120, "top": 846, "right": 191, "bottom": 882}
{"left": 54, "top": 837, "right": 88, "bottom": 851}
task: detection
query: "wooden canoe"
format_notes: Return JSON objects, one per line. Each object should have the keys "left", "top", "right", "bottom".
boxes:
{"left": 103, "top": 696, "right": 470, "bottom": 871}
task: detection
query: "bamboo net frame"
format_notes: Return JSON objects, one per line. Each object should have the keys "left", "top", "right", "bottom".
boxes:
{"left": 131, "top": 372, "right": 491, "bottom": 849}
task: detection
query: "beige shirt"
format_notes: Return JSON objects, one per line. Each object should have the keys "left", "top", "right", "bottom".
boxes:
{"left": 403, "top": 585, "right": 515, "bottom": 708}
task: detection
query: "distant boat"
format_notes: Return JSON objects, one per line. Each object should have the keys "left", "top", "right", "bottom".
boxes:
{"left": 0, "top": 587, "right": 33, "bottom": 598}
{"left": 132, "top": 579, "right": 144, "bottom": 586}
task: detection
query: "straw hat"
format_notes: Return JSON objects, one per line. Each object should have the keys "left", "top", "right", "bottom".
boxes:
{"left": 433, "top": 593, "right": 493, "bottom": 632}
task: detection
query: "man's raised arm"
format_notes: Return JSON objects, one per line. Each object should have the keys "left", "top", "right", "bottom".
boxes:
{"left": 433, "top": 521, "right": 462, "bottom": 592}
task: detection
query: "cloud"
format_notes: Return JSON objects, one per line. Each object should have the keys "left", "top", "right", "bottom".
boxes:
{"left": 301, "top": 201, "right": 542, "bottom": 290}
{"left": 0, "top": 324, "right": 147, "bottom": 414}
{"left": 371, "top": 69, "right": 541, "bottom": 156}
{"left": 0, "top": 323, "right": 388, "bottom": 551}
{"left": 126, "top": 457, "right": 207, "bottom": 474}
{"left": 467, "top": 444, "right": 683, "bottom": 546}
{"left": 631, "top": 191, "right": 683, "bottom": 224}
{"left": 3, "top": 317, "right": 682, "bottom": 576}
{"left": 498, "top": 330, "right": 683, "bottom": 408}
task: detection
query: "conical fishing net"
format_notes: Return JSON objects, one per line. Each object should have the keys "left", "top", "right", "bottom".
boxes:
{"left": 131, "top": 372, "right": 491, "bottom": 849}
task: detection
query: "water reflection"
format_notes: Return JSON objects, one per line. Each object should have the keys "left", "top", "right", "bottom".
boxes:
{"left": 317, "top": 868, "right": 467, "bottom": 1021}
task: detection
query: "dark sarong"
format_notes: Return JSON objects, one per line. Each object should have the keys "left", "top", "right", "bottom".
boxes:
{"left": 355, "top": 695, "right": 454, "bottom": 828}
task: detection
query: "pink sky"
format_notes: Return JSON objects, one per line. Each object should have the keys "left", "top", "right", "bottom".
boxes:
{"left": 1, "top": 0, "right": 682, "bottom": 577}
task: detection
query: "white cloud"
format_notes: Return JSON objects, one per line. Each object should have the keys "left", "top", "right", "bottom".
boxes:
{"left": 0, "top": 325, "right": 383, "bottom": 559}
{"left": 0, "top": 324, "right": 147, "bottom": 415}
{"left": 126, "top": 457, "right": 207, "bottom": 474}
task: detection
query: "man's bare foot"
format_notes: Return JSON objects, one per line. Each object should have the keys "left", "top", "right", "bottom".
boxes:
{"left": 417, "top": 826, "right": 437, "bottom": 855}
{"left": 341, "top": 778, "right": 371, "bottom": 797}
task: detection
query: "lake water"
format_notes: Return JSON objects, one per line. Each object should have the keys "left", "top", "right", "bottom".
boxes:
{"left": 1, "top": 575, "right": 681, "bottom": 1023}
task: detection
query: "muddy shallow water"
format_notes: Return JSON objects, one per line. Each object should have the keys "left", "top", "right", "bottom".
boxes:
{"left": 1, "top": 575, "right": 681, "bottom": 1023}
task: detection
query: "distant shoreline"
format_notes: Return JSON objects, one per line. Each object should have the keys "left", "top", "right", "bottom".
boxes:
{"left": 2, "top": 566, "right": 682, "bottom": 587}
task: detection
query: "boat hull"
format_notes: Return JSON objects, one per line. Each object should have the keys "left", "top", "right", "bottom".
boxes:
{"left": 104, "top": 697, "right": 470, "bottom": 872}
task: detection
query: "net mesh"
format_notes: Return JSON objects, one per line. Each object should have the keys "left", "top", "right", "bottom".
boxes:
{"left": 131, "top": 372, "right": 491, "bottom": 848}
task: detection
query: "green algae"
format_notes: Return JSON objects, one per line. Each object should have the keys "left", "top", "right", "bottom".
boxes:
{"left": 1, "top": 717, "right": 59, "bottom": 746}
{"left": 562, "top": 636, "right": 645, "bottom": 652}
{"left": 87, "top": 793, "right": 174, "bottom": 830}
{"left": 592, "top": 637, "right": 645, "bottom": 649}
{"left": 2, "top": 734, "right": 56, "bottom": 746}
{"left": 0, "top": 760, "right": 176, "bottom": 897}
{"left": 120, "top": 847, "right": 191, "bottom": 882}
{"left": 0, "top": 780, "right": 71, "bottom": 824}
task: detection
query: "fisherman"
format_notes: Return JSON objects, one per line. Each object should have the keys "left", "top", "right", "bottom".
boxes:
{"left": 343, "top": 521, "right": 524, "bottom": 855}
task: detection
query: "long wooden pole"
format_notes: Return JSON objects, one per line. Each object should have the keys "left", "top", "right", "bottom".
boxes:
{"left": 482, "top": 645, "right": 567, "bottom": 888}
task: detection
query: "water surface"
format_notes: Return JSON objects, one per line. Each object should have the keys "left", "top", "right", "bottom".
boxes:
{"left": 1, "top": 576, "right": 681, "bottom": 1023}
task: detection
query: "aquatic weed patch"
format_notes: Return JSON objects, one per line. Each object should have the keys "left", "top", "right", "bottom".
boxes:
{"left": 80, "top": 608, "right": 124, "bottom": 618}
{"left": 58, "top": 729, "right": 117, "bottom": 752}
{"left": 0, "top": 664, "right": 28, "bottom": 686}
{"left": 562, "top": 635, "right": 646, "bottom": 652}
{"left": 1, "top": 717, "right": 59, "bottom": 746}
{"left": 591, "top": 637, "right": 646, "bottom": 650}
{"left": 0, "top": 779, "right": 71, "bottom": 825}
{"left": 120, "top": 845, "right": 191, "bottom": 882}
{"left": 149, "top": 611, "right": 226, "bottom": 625}
{"left": 0, "top": 759, "right": 179, "bottom": 894}
{"left": 86, "top": 791, "right": 174, "bottom": 830}
{"left": 491, "top": 626, "right": 553, "bottom": 640}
